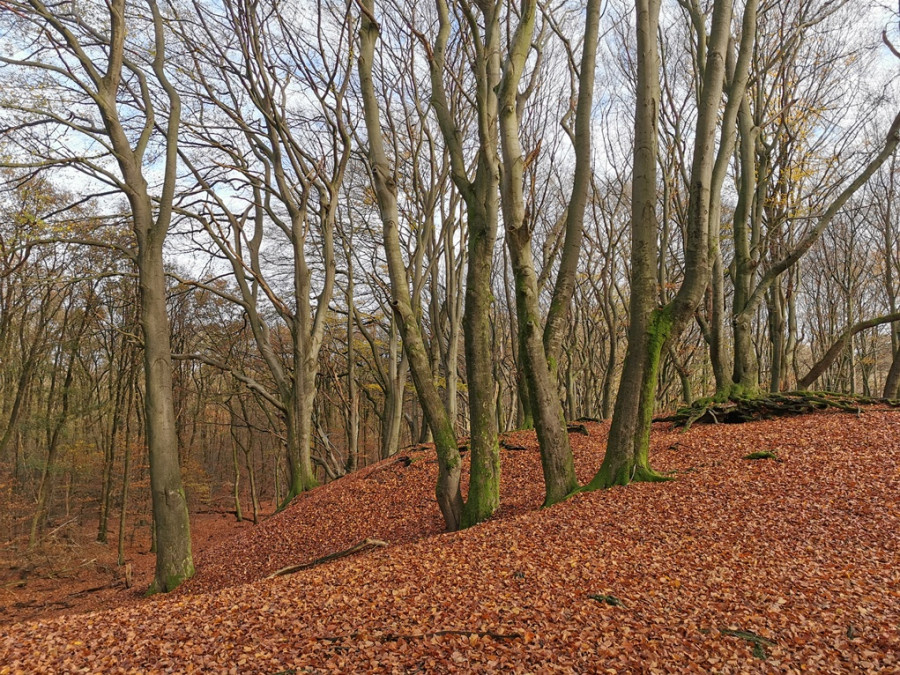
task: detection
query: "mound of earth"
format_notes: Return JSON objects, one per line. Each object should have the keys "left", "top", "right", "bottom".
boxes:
{"left": 181, "top": 423, "right": 605, "bottom": 595}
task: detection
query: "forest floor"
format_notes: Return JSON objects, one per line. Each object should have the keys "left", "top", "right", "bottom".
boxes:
{"left": 0, "top": 505, "right": 271, "bottom": 626}
{"left": 2, "top": 410, "right": 899, "bottom": 673}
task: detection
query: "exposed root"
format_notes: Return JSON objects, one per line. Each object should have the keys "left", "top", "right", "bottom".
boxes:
{"left": 660, "top": 391, "right": 900, "bottom": 429}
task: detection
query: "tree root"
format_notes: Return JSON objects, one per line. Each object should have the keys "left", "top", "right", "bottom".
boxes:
{"left": 660, "top": 391, "right": 900, "bottom": 429}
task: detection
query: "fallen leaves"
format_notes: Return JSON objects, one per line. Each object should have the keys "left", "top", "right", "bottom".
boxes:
{"left": 1, "top": 410, "right": 899, "bottom": 673}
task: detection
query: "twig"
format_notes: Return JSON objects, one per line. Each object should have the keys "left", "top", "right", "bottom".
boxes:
{"left": 42, "top": 517, "right": 78, "bottom": 541}
{"left": 67, "top": 581, "right": 122, "bottom": 597}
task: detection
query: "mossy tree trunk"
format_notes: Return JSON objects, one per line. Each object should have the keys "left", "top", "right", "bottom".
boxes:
{"left": 589, "top": 0, "right": 736, "bottom": 490}
{"left": 358, "top": 0, "right": 463, "bottom": 530}
{"left": 506, "top": 225, "right": 579, "bottom": 504}
{"left": 426, "top": 0, "right": 509, "bottom": 526}
{"left": 281, "top": 391, "right": 319, "bottom": 505}
{"left": 588, "top": 309, "right": 673, "bottom": 487}
{"left": 462, "top": 200, "right": 501, "bottom": 525}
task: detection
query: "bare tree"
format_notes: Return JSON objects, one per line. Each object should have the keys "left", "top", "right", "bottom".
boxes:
{"left": 173, "top": 0, "right": 354, "bottom": 503}
{"left": 1, "top": 0, "right": 194, "bottom": 591}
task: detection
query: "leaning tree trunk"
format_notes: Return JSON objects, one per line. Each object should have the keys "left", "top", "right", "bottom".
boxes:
{"left": 506, "top": 226, "right": 579, "bottom": 503}
{"left": 358, "top": 0, "right": 462, "bottom": 530}
{"left": 798, "top": 311, "right": 900, "bottom": 390}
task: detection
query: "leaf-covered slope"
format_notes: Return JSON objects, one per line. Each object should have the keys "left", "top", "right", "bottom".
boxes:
{"left": 2, "top": 411, "right": 899, "bottom": 673}
{"left": 180, "top": 425, "right": 602, "bottom": 595}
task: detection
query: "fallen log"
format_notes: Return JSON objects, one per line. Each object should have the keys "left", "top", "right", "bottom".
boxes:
{"left": 500, "top": 439, "right": 529, "bottom": 451}
{"left": 266, "top": 538, "right": 388, "bottom": 579}
{"left": 566, "top": 423, "right": 590, "bottom": 436}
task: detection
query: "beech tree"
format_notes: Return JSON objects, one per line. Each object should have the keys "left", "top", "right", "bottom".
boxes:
{"left": 587, "top": 0, "right": 740, "bottom": 488}
{"left": 171, "top": 0, "right": 353, "bottom": 504}
{"left": 0, "top": 0, "right": 193, "bottom": 592}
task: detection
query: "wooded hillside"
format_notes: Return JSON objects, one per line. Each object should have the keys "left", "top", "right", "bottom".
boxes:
{"left": 2, "top": 412, "right": 898, "bottom": 672}
{"left": 1, "top": 1, "right": 899, "bottom": 661}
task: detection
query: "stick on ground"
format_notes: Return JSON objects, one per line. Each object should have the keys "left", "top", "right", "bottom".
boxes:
{"left": 266, "top": 538, "right": 389, "bottom": 579}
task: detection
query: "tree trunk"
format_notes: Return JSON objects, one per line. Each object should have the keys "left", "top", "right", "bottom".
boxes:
{"left": 707, "top": 246, "right": 732, "bottom": 394}
{"left": 282, "top": 384, "right": 318, "bottom": 504}
{"left": 346, "top": 271, "right": 359, "bottom": 473}
{"left": 381, "top": 348, "right": 408, "bottom": 460}
{"left": 117, "top": 375, "right": 135, "bottom": 567}
{"left": 506, "top": 226, "right": 579, "bottom": 503}
{"left": 139, "top": 242, "right": 194, "bottom": 594}
{"left": 230, "top": 409, "right": 243, "bottom": 522}
{"left": 461, "top": 201, "right": 501, "bottom": 526}
{"left": 588, "top": 0, "right": 664, "bottom": 488}
{"left": 99, "top": 365, "right": 128, "bottom": 543}
{"left": 29, "top": 350, "right": 73, "bottom": 548}
{"left": 358, "top": 0, "right": 462, "bottom": 530}
{"left": 542, "top": 0, "right": 603, "bottom": 371}
{"left": 884, "top": 346, "right": 900, "bottom": 399}
{"left": 767, "top": 281, "right": 785, "bottom": 393}
{"left": 498, "top": 0, "right": 577, "bottom": 506}
{"left": 245, "top": 446, "right": 260, "bottom": 524}
{"left": 600, "top": 299, "right": 618, "bottom": 419}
